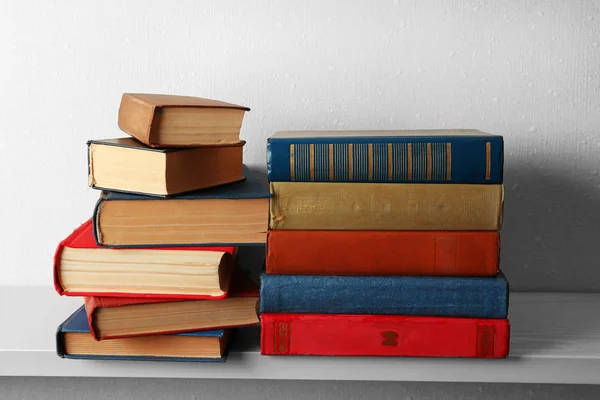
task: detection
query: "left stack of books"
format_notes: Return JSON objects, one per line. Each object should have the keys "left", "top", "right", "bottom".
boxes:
{"left": 53, "top": 93, "right": 269, "bottom": 362}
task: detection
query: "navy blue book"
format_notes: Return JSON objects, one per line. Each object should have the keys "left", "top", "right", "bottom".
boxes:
{"left": 260, "top": 272, "right": 508, "bottom": 318}
{"left": 56, "top": 306, "right": 229, "bottom": 362}
{"left": 92, "top": 165, "right": 270, "bottom": 247}
{"left": 267, "top": 130, "right": 503, "bottom": 184}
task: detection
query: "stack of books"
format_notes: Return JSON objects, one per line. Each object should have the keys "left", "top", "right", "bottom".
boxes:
{"left": 261, "top": 130, "right": 509, "bottom": 358}
{"left": 53, "top": 93, "right": 269, "bottom": 362}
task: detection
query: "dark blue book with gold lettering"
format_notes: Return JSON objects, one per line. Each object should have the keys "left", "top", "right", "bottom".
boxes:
{"left": 267, "top": 130, "right": 503, "bottom": 183}
{"left": 56, "top": 306, "right": 229, "bottom": 362}
{"left": 92, "top": 165, "right": 270, "bottom": 247}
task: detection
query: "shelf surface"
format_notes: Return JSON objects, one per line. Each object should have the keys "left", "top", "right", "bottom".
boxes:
{"left": 1, "top": 287, "right": 600, "bottom": 384}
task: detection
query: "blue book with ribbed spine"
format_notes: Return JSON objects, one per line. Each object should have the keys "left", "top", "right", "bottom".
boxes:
{"left": 267, "top": 130, "right": 503, "bottom": 184}
{"left": 259, "top": 272, "right": 508, "bottom": 318}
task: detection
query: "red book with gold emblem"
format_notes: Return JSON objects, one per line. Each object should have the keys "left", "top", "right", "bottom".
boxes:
{"left": 261, "top": 313, "right": 509, "bottom": 358}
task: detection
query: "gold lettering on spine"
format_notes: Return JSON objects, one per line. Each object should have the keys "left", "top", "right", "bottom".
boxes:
{"left": 387, "top": 143, "right": 393, "bottom": 180}
{"left": 274, "top": 320, "right": 291, "bottom": 354}
{"left": 485, "top": 142, "right": 491, "bottom": 180}
{"left": 309, "top": 144, "right": 315, "bottom": 181}
{"left": 328, "top": 144, "right": 334, "bottom": 181}
{"left": 289, "top": 144, "right": 295, "bottom": 181}
{"left": 348, "top": 143, "right": 353, "bottom": 181}
{"left": 407, "top": 143, "right": 413, "bottom": 180}
{"left": 446, "top": 143, "right": 452, "bottom": 180}
{"left": 426, "top": 143, "right": 432, "bottom": 180}
{"left": 367, "top": 143, "right": 373, "bottom": 181}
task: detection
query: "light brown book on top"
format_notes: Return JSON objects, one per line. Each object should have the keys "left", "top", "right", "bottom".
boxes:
{"left": 118, "top": 93, "right": 250, "bottom": 147}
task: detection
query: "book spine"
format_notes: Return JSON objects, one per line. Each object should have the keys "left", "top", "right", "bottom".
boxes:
{"left": 260, "top": 313, "right": 509, "bottom": 358}
{"left": 54, "top": 220, "right": 94, "bottom": 296}
{"left": 267, "top": 136, "right": 503, "bottom": 183}
{"left": 87, "top": 141, "right": 94, "bottom": 188}
{"left": 266, "top": 230, "right": 499, "bottom": 276}
{"left": 92, "top": 196, "right": 105, "bottom": 246}
{"left": 117, "top": 94, "right": 156, "bottom": 146}
{"left": 83, "top": 297, "right": 101, "bottom": 341}
{"left": 269, "top": 182, "right": 504, "bottom": 231}
{"left": 53, "top": 239, "right": 67, "bottom": 296}
{"left": 259, "top": 273, "right": 508, "bottom": 318}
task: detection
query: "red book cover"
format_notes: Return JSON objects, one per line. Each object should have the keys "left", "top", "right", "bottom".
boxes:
{"left": 54, "top": 219, "right": 235, "bottom": 299}
{"left": 261, "top": 313, "right": 509, "bottom": 358}
{"left": 85, "top": 269, "right": 259, "bottom": 340}
{"left": 266, "top": 230, "right": 499, "bottom": 276}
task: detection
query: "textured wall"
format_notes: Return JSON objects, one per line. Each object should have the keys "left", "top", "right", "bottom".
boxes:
{"left": 1, "top": 1, "right": 599, "bottom": 289}
{"left": 1, "top": 0, "right": 599, "bottom": 398}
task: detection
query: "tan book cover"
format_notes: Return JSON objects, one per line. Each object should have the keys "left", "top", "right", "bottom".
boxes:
{"left": 269, "top": 182, "right": 503, "bottom": 231}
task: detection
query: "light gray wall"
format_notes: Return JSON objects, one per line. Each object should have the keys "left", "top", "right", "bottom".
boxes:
{"left": 1, "top": 378, "right": 600, "bottom": 400}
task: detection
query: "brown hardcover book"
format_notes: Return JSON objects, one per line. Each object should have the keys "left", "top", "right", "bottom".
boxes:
{"left": 266, "top": 230, "right": 499, "bottom": 276}
{"left": 118, "top": 93, "right": 250, "bottom": 147}
{"left": 87, "top": 138, "right": 245, "bottom": 196}
{"left": 84, "top": 268, "right": 259, "bottom": 341}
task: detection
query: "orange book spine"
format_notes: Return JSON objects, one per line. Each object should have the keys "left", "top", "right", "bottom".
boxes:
{"left": 266, "top": 230, "right": 499, "bottom": 276}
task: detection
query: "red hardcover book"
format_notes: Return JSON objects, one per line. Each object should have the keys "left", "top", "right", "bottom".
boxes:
{"left": 85, "top": 269, "right": 259, "bottom": 341}
{"left": 266, "top": 230, "right": 499, "bottom": 276}
{"left": 54, "top": 219, "right": 236, "bottom": 299}
{"left": 261, "top": 313, "right": 509, "bottom": 358}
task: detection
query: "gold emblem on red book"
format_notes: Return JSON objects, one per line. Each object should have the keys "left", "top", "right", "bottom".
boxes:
{"left": 274, "top": 321, "right": 291, "bottom": 354}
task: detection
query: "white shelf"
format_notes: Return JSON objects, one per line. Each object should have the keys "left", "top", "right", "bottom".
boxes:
{"left": 2, "top": 287, "right": 600, "bottom": 384}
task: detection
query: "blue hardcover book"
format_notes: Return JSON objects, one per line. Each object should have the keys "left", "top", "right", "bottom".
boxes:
{"left": 92, "top": 165, "right": 270, "bottom": 247}
{"left": 260, "top": 272, "right": 508, "bottom": 318}
{"left": 267, "top": 130, "right": 503, "bottom": 184}
{"left": 56, "top": 306, "right": 229, "bottom": 362}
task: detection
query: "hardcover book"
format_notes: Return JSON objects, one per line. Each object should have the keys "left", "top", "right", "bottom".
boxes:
{"left": 54, "top": 219, "right": 237, "bottom": 299}
{"left": 266, "top": 230, "right": 500, "bottom": 276}
{"left": 261, "top": 313, "right": 509, "bottom": 358}
{"left": 87, "top": 138, "right": 245, "bottom": 196}
{"left": 270, "top": 181, "right": 504, "bottom": 231}
{"left": 57, "top": 306, "right": 229, "bottom": 362}
{"left": 260, "top": 272, "right": 509, "bottom": 318}
{"left": 93, "top": 166, "right": 270, "bottom": 247}
{"left": 85, "top": 269, "right": 260, "bottom": 341}
{"left": 267, "top": 130, "right": 503, "bottom": 184}
{"left": 118, "top": 93, "right": 250, "bottom": 147}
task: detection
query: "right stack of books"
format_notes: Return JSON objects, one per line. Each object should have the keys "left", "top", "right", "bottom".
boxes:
{"left": 261, "top": 130, "right": 509, "bottom": 358}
